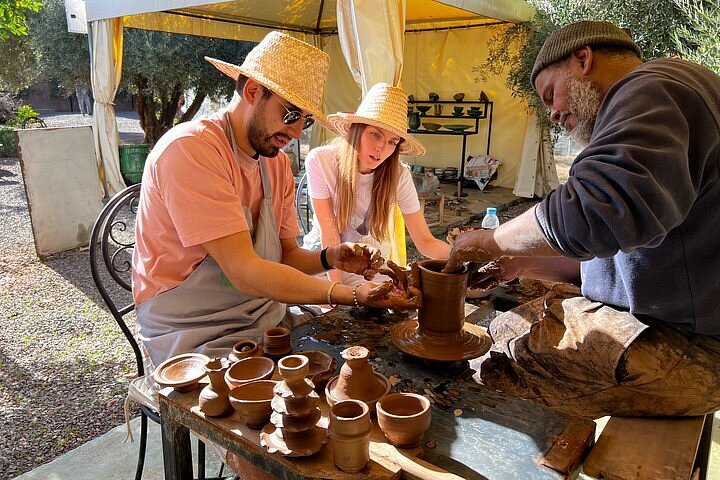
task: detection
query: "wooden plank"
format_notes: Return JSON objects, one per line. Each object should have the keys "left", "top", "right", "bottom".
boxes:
{"left": 541, "top": 417, "right": 595, "bottom": 474}
{"left": 583, "top": 416, "right": 706, "bottom": 480}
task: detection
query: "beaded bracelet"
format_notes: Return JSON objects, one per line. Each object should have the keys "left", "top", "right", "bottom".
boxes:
{"left": 327, "top": 281, "right": 340, "bottom": 308}
{"left": 352, "top": 284, "right": 360, "bottom": 308}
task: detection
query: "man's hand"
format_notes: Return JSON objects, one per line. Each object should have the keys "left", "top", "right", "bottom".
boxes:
{"left": 326, "top": 243, "right": 385, "bottom": 278}
{"left": 443, "top": 228, "right": 495, "bottom": 273}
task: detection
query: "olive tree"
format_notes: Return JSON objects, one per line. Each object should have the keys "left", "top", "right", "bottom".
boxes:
{"left": 28, "top": 0, "right": 253, "bottom": 146}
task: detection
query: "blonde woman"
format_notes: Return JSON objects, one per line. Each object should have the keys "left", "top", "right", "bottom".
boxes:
{"left": 303, "top": 83, "right": 450, "bottom": 285}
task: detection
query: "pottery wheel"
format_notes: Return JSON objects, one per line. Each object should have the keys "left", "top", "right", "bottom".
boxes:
{"left": 391, "top": 320, "right": 491, "bottom": 362}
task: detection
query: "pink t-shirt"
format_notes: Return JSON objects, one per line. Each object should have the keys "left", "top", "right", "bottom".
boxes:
{"left": 132, "top": 111, "right": 300, "bottom": 305}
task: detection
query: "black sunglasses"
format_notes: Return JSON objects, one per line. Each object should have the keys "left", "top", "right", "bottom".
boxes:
{"left": 270, "top": 91, "right": 315, "bottom": 130}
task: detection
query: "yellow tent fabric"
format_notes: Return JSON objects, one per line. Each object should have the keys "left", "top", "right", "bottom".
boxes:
{"left": 90, "top": 18, "right": 126, "bottom": 196}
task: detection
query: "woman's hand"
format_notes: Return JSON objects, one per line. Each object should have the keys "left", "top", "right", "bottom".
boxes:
{"left": 356, "top": 282, "right": 422, "bottom": 310}
{"left": 327, "top": 243, "right": 384, "bottom": 279}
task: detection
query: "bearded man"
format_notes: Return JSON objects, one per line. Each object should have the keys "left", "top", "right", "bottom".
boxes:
{"left": 448, "top": 20, "right": 720, "bottom": 418}
{"left": 132, "top": 32, "right": 416, "bottom": 370}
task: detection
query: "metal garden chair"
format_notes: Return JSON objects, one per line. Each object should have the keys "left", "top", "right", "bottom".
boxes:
{"left": 295, "top": 172, "right": 314, "bottom": 235}
{"left": 89, "top": 183, "right": 227, "bottom": 480}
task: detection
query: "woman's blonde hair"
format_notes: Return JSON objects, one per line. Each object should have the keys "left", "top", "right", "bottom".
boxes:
{"left": 334, "top": 124, "right": 402, "bottom": 242}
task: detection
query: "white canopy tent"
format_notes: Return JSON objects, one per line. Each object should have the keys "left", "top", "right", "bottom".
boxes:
{"left": 82, "top": 0, "right": 556, "bottom": 198}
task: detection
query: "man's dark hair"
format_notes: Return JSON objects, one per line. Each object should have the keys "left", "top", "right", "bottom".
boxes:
{"left": 235, "top": 74, "right": 273, "bottom": 99}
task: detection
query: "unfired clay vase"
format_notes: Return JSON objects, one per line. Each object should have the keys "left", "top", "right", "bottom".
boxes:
{"left": 329, "top": 399, "right": 372, "bottom": 473}
{"left": 260, "top": 355, "right": 328, "bottom": 456}
{"left": 153, "top": 353, "right": 209, "bottom": 392}
{"left": 228, "top": 380, "right": 277, "bottom": 429}
{"left": 263, "top": 327, "right": 292, "bottom": 357}
{"left": 224, "top": 356, "right": 275, "bottom": 390}
{"left": 325, "top": 346, "right": 391, "bottom": 410}
{"left": 199, "top": 357, "right": 232, "bottom": 417}
{"left": 391, "top": 259, "right": 491, "bottom": 362}
{"left": 228, "top": 339, "right": 263, "bottom": 363}
{"left": 376, "top": 393, "right": 431, "bottom": 448}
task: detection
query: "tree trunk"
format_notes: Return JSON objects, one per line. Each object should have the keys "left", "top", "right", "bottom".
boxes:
{"left": 134, "top": 76, "right": 186, "bottom": 148}
{"left": 180, "top": 91, "right": 206, "bottom": 123}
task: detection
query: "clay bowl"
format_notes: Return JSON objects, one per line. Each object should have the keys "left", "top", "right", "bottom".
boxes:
{"left": 443, "top": 124, "right": 472, "bottom": 132}
{"left": 229, "top": 380, "right": 277, "bottom": 429}
{"left": 376, "top": 393, "right": 432, "bottom": 448}
{"left": 153, "top": 353, "right": 209, "bottom": 392}
{"left": 453, "top": 92, "right": 465, "bottom": 102}
{"left": 263, "top": 327, "right": 292, "bottom": 357}
{"left": 228, "top": 339, "right": 263, "bottom": 363}
{"left": 324, "top": 372, "right": 391, "bottom": 411}
{"left": 225, "top": 356, "right": 275, "bottom": 390}
{"left": 298, "top": 350, "right": 338, "bottom": 389}
{"left": 422, "top": 122, "right": 442, "bottom": 131}
{"left": 416, "top": 105, "right": 431, "bottom": 115}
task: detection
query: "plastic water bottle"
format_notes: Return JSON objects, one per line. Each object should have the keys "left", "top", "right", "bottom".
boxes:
{"left": 481, "top": 207, "right": 500, "bottom": 229}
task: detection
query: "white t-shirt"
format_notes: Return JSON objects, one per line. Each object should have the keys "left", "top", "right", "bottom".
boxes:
{"left": 304, "top": 144, "right": 420, "bottom": 245}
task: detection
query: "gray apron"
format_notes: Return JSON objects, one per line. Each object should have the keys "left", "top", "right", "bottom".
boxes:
{"left": 138, "top": 112, "right": 285, "bottom": 368}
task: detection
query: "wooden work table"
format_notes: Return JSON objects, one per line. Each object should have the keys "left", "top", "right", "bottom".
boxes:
{"left": 158, "top": 306, "right": 595, "bottom": 480}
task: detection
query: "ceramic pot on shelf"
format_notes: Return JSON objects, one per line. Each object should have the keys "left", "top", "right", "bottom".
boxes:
{"left": 408, "top": 111, "right": 421, "bottom": 130}
{"left": 199, "top": 357, "right": 232, "bottom": 417}
{"left": 329, "top": 399, "right": 372, "bottom": 473}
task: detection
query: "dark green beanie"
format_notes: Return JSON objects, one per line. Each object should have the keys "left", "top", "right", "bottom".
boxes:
{"left": 531, "top": 20, "right": 642, "bottom": 85}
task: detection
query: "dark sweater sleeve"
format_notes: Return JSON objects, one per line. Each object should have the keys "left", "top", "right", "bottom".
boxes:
{"left": 536, "top": 71, "right": 703, "bottom": 259}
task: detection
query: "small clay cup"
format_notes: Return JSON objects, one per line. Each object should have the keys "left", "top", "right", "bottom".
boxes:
{"left": 263, "top": 327, "right": 292, "bottom": 357}
{"left": 229, "top": 380, "right": 277, "bottom": 429}
{"left": 417, "top": 259, "right": 468, "bottom": 334}
{"left": 229, "top": 339, "right": 263, "bottom": 363}
{"left": 329, "top": 400, "right": 372, "bottom": 473}
{"left": 453, "top": 92, "right": 465, "bottom": 102}
{"left": 376, "top": 393, "right": 431, "bottom": 448}
{"left": 225, "top": 356, "right": 275, "bottom": 390}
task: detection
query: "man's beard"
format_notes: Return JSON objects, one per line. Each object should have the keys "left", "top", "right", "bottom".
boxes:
{"left": 565, "top": 74, "right": 602, "bottom": 146}
{"left": 247, "top": 102, "right": 282, "bottom": 158}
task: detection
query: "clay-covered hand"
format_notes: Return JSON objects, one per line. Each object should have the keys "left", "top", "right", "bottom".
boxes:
{"left": 467, "top": 260, "right": 506, "bottom": 291}
{"left": 350, "top": 244, "right": 385, "bottom": 280}
{"left": 361, "top": 261, "right": 422, "bottom": 309}
{"left": 446, "top": 225, "right": 483, "bottom": 245}
{"left": 328, "top": 243, "right": 385, "bottom": 277}
{"left": 442, "top": 228, "right": 495, "bottom": 273}
{"left": 358, "top": 280, "right": 422, "bottom": 310}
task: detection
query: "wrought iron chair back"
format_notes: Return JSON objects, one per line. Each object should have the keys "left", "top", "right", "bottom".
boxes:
{"left": 295, "top": 172, "right": 314, "bottom": 235}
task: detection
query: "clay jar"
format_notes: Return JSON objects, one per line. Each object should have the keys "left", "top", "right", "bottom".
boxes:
{"left": 417, "top": 259, "right": 468, "bottom": 334}
{"left": 376, "top": 393, "right": 431, "bottom": 448}
{"left": 229, "top": 339, "right": 263, "bottom": 363}
{"left": 263, "top": 327, "right": 292, "bottom": 357}
{"left": 325, "top": 346, "right": 390, "bottom": 410}
{"left": 199, "top": 357, "right": 232, "bottom": 417}
{"left": 329, "top": 400, "right": 372, "bottom": 473}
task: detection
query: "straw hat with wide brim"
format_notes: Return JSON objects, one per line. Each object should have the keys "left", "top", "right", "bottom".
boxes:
{"left": 328, "top": 83, "right": 426, "bottom": 156}
{"left": 205, "top": 31, "right": 330, "bottom": 125}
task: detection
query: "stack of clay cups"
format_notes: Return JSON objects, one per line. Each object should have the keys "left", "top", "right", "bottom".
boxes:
{"left": 261, "top": 355, "right": 328, "bottom": 456}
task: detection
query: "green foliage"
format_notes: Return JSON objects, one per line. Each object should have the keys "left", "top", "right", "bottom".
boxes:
{"left": 26, "top": 0, "right": 90, "bottom": 96}
{"left": 0, "top": 126, "right": 17, "bottom": 156}
{"left": 0, "top": 0, "right": 42, "bottom": 40}
{"left": 13, "top": 104, "right": 39, "bottom": 125}
{"left": 0, "top": 34, "right": 37, "bottom": 91}
{"left": 672, "top": 0, "right": 720, "bottom": 73}
{"left": 480, "top": 0, "right": 687, "bottom": 118}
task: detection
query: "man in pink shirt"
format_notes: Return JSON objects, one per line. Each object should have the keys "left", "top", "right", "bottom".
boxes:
{"left": 132, "top": 31, "right": 417, "bottom": 368}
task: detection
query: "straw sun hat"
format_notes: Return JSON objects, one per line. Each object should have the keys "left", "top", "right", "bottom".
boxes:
{"left": 328, "top": 83, "right": 426, "bottom": 156}
{"left": 205, "top": 31, "right": 330, "bottom": 125}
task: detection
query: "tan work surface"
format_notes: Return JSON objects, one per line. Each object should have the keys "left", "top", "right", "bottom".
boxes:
{"left": 166, "top": 388, "right": 464, "bottom": 480}
{"left": 583, "top": 415, "right": 705, "bottom": 480}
